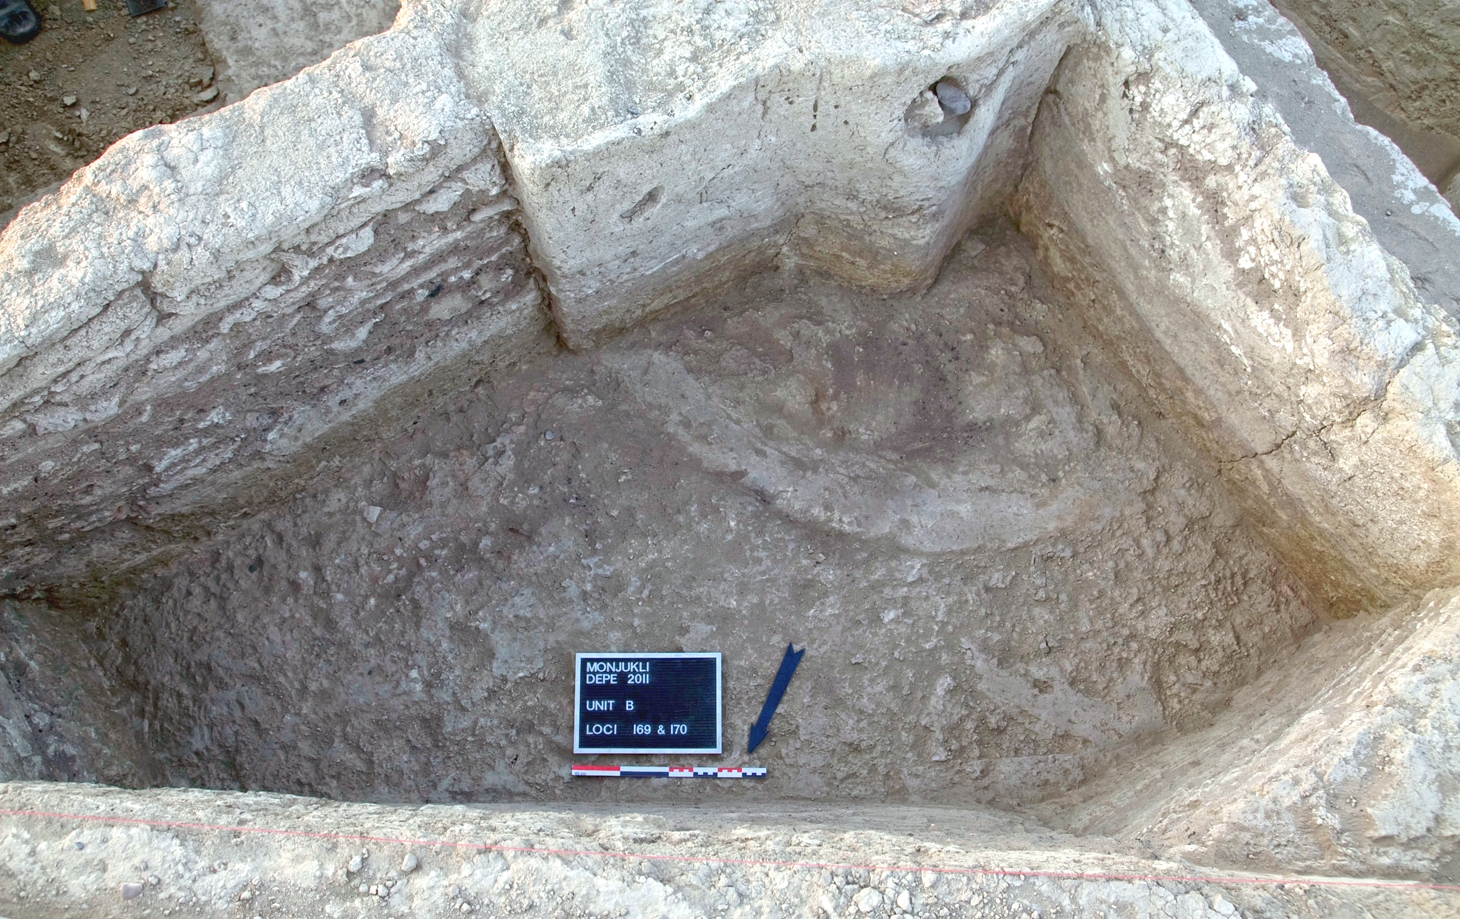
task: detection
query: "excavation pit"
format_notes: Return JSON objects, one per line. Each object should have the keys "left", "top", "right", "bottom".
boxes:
{"left": 2, "top": 0, "right": 1459, "bottom": 915}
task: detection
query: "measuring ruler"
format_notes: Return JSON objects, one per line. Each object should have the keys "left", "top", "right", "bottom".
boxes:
{"left": 572, "top": 765, "right": 766, "bottom": 778}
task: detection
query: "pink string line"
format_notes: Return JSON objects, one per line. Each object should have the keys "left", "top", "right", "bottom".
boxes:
{"left": 2, "top": 806, "right": 1457, "bottom": 895}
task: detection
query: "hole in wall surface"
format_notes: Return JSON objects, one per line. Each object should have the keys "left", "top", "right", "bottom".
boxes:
{"left": 620, "top": 186, "right": 663, "bottom": 222}
{"left": 905, "top": 77, "right": 975, "bottom": 139}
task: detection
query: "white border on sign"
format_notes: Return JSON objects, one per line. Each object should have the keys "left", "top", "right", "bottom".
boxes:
{"left": 573, "top": 652, "right": 722, "bottom": 755}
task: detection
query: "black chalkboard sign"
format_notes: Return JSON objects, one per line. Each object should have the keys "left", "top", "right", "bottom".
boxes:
{"left": 573, "top": 653, "right": 722, "bottom": 754}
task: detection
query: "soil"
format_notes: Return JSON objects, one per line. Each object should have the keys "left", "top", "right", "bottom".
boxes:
{"left": 0, "top": 0, "right": 219, "bottom": 223}
{"left": 1267, "top": 0, "right": 1460, "bottom": 202}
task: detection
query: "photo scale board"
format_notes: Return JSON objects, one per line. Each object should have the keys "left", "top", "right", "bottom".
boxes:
{"left": 574, "top": 652, "right": 722, "bottom": 754}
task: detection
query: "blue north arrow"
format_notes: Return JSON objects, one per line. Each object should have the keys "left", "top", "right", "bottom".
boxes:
{"left": 747, "top": 643, "right": 804, "bottom": 753}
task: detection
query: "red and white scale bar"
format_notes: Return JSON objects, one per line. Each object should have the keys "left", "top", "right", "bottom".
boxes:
{"left": 572, "top": 765, "right": 767, "bottom": 779}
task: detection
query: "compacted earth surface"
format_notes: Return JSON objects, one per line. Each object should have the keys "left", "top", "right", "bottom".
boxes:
{"left": 72, "top": 224, "right": 1321, "bottom": 808}
{"left": 0, "top": 0, "right": 218, "bottom": 222}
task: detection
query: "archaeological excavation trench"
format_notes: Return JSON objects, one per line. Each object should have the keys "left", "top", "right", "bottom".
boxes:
{"left": 1, "top": 1, "right": 1459, "bottom": 916}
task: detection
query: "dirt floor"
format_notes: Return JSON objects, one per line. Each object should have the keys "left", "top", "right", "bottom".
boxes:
{"left": 75, "top": 223, "right": 1322, "bottom": 810}
{"left": 0, "top": 0, "right": 218, "bottom": 222}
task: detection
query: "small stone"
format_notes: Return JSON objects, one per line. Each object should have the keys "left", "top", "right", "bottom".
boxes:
{"left": 62, "top": 96, "right": 77, "bottom": 107}
{"left": 358, "top": 884, "right": 369, "bottom": 895}
{"left": 400, "top": 852, "right": 418, "bottom": 873}
{"left": 147, "top": 876, "right": 160, "bottom": 886}
{"left": 29, "top": 70, "right": 40, "bottom": 82}
{"left": 897, "top": 890, "right": 912, "bottom": 910}
{"left": 370, "top": 886, "right": 380, "bottom": 897}
{"left": 933, "top": 80, "right": 972, "bottom": 116}
{"left": 363, "top": 505, "right": 382, "bottom": 524}
{"left": 126, "top": 87, "right": 138, "bottom": 96}
{"left": 543, "top": 430, "right": 555, "bottom": 440}
{"left": 79, "top": 108, "right": 89, "bottom": 123}
{"left": 120, "top": 882, "right": 145, "bottom": 900}
{"left": 448, "top": 885, "right": 460, "bottom": 897}
{"left": 195, "top": 86, "right": 219, "bottom": 103}
{"left": 853, "top": 888, "right": 883, "bottom": 913}
{"left": 348, "top": 855, "right": 364, "bottom": 874}
{"left": 239, "top": 890, "right": 252, "bottom": 901}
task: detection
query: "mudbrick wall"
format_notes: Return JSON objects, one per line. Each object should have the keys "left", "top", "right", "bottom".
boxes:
{"left": 0, "top": 0, "right": 1102, "bottom": 597}
{"left": 3, "top": 0, "right": 1458, "bottom": 609}
{"left": 1016, "top": 0, "right": 1460, "bottom": 613}
{"left": 0, "top": 21, "right": 549, "bottom": 593}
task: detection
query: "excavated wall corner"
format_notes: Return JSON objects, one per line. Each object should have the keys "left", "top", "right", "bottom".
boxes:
{"left": 12, "top": 0, "right": 1454, "bottom": 612}
{"left": 465, "top": 0, "right": 1087, "bottom": 348}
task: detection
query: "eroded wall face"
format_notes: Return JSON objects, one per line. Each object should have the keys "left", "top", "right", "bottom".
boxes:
{"left": 0, "top": 150, "right": 543, "bottom": 591}
{"left": 468, "top": 0, "right": 1087, "bottom": 348}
